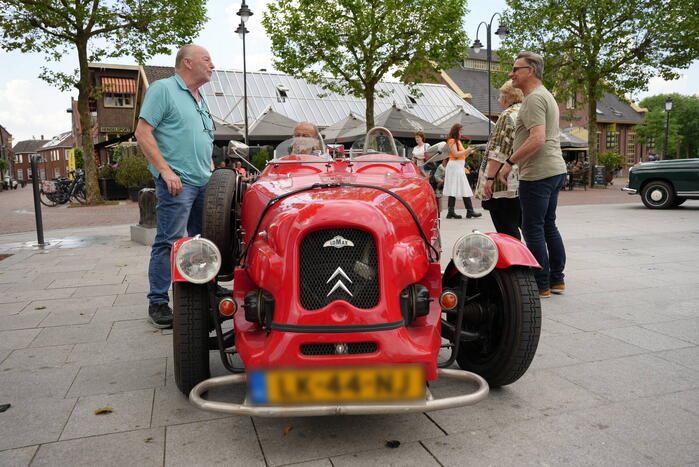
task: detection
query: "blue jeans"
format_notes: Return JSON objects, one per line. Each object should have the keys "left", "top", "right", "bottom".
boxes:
{"left": 518, "top": 173, "right": 567, "bottom": 291}
{"left": 147, "top": 176, "right": 207, "bottom": 304}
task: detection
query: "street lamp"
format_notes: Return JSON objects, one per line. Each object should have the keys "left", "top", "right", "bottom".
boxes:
{"left": 236, "top": 0, "right": 253, "bottom": 145}
{"left": 663, "top": 96, "right": 673, "bottom": 160}
{"left": 471, "top": 13, "right": 508, "bottom": 138}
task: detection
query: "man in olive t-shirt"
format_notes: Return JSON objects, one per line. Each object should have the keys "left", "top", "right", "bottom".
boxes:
{"left": 498, "top": 51, "right": 567, "bottom": 297}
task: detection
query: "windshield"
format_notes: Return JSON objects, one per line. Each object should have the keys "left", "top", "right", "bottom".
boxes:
{"left": 271, "top": 126, "right": 406, "bottom": 163}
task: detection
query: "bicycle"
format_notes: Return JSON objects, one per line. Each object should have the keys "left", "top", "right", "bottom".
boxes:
{"left": 39, "top": 170, "right": 86, "bottom": 206}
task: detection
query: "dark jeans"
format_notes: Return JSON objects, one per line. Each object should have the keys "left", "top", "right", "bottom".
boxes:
{"left": 447, "top": 196, "right": 477, "bottom": 213}
{"left": 518, "top": 173, "right": 567, "bottom": 290}
{"left": 147, "top": 176, "right": 207, "bottom": 304}
{"left": 484, "top": 197, "right": 521, "bottom": 240}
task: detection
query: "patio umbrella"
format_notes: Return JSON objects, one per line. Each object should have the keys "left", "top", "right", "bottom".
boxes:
{"left": 559, "top": 128, "right": 588, "bottom": 148}
{"left": 335, "top": 104, "right": 447, "bottom": 142}
{"left": 247, "top": 106, "right": 299, "bottom": 140}
{"left": 433, "top": 107, "right": 493, "bottom": 142}
{"left": 322, "top": 112, "right": 365, "bottom": 143}
{"left": 212, "top": 117, "right": 244, "bottom": 141}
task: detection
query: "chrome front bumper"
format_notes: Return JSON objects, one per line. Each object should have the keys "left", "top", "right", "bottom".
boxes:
{"left": 622, "top": 186, "right": 637, "bottom": 194}
{"left": 189, "top": 368, "right": 489, "bottom": 417}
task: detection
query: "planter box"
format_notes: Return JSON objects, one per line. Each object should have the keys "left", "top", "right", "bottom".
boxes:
{"left": 98, "top": 178, "right": 128, "bottom": 200}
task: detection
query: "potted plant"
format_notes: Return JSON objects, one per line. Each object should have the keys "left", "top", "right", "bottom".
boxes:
{"left": 115, "top": 154, "right": 153, "bottom": 201}
{"left": 597, "top": 151, "right": 624, "bottom": 184}
{"left": 97, "top": 163, "right": 128, "bottom": 200}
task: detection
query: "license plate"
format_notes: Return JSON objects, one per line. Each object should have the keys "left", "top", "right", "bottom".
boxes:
{"left": 248, "top": 365, "right": 425, "bottom": 404}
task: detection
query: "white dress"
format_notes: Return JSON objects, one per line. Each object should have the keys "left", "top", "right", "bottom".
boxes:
{"left": 412, "top": 143, "right": 429, "bottom": 173}
{"left": 443, "top": 140, "right": 473, "bottom": 197}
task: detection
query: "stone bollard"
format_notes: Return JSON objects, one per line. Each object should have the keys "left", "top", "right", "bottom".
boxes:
{"left": 138, "top": 188, "right": 157, "bottom": 228}
{"left": 130, "top": 188, "right": 157, "bottom": 245}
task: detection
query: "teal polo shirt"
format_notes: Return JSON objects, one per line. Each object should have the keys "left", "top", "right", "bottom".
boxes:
{"left": 139, "top": 74, "right": 214, "bottom": 187}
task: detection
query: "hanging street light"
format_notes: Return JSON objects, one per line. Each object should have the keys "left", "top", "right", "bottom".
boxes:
{"left": 471, "top": 13, "right": 508, "bottom": 138}
{"left": 236, "top": 1, "right": 253, "bottom": 145}
{"left": 663, "top": 96, "right": 673, "bottom": 159}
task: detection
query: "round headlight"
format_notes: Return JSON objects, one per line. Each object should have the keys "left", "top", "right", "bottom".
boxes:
{"left": 175, "top": 237, "right": 222, "bottom": 284}
{"left": 452, "top": 232, "right": 498, "bottom": 278}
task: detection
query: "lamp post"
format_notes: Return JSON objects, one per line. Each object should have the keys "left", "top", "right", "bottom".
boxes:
{"left": 471, "top": 13, "right": 508, "bottom": 138}
{"left": 663, "top": 96, "right": 672, "bottom": 160}
{"left": 236, "top": 0, "right": 253, "bottom": 145}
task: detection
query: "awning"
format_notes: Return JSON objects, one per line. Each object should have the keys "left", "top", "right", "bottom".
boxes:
{"left": 433, "top": 107, "right": 494, "bottom": 142}
{"left": 336, "top": 104, "right": 447, "bottom": 142}
{"left": 101, "top": 77, "right": 137, "bottom": 94}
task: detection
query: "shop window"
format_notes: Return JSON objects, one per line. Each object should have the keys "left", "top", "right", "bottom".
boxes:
{"left": 104, "top": 93, "right": 134, "bottom": 108}
{"left": 17, "top": 169, "right": 23, "bottom": 180}
{"left": 54, "top": 167, "right": 61, "bottom": 178}
{"left": 626, "top": 133, "right": 636, "bottom": 164}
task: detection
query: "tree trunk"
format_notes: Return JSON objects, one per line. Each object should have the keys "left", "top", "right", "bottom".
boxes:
{"left": 586, "top": 80, "right": 599, "bottom": 187}
{"left": 77, "top": 38, "right": 104, "bottom": 204}
{"left": 364, "top": 83, "right": 376, "bottom": 130}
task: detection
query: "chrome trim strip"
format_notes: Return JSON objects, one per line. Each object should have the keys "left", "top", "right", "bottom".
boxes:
{"left": 189, "top": 368, "right": 489, "bottom": 417}
{"left": 677, "top": 191, "right": 699, "bottom": 196}
{"left": 622, "top": 187, "right": 637, "bottom": 194}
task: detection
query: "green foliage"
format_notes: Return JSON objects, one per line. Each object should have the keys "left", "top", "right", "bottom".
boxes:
{"left": 73, "top": 147, "right": 84, "bottom": 170}
{"left": 97, "top": 164, "right": 118, "bottom": 180}
{"left": 0, "top": 158, "right": 8, "bottom": 173}
{"left": 637, "top": 93, "right": 699, "bottom": 158}
{"left": 111, "top": 145, "right": 125, "bottom": 165}
{"left": 597, "top": 151, "right": 624, "bottom": 172}
{"left": 0, "top": 0, "right": 208, "bottom": 203}
{"left": 500, "top": 0, "right": 699, "bottom": 166}
{"left": 115, "top": 155, "right": 151, "bottom": 188}
{"left": 252, "top": 148, "right": 271, "bottom": 172}
{"left": 262, "top": 0, "right": 468, "bottom": 127}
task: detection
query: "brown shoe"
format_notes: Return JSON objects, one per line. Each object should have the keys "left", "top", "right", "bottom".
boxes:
{"left": 539, "top": 289, "right": 551, "bottom": 298}
{"left": 551, "top": 283, "right": 566, "bottom": 294}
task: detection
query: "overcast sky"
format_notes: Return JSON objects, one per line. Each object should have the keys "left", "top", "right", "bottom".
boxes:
{"left": 1, "top": 0, "right": 697, "bottom": 142}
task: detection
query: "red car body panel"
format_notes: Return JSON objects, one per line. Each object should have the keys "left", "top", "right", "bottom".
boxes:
{"left": 232, "top": 156, "right": 443, "bottom": 380}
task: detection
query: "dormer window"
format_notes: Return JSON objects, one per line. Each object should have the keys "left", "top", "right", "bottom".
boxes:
{"left": 406, "top": 95, "right": 417, "bottom": 108}
{"left": 276, "top": 84, "right": 289, "bottom": 103}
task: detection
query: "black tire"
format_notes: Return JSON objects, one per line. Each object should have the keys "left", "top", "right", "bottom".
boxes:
{"left": 173, "top": 282, "right": 211, "bottom": 396}
{"left": 39, "top": 187, "right": 59, "bottom": 207}
{"left": 455, "top": 267, "right": 541, "bottom": 387}
{"left": 203, "top": 169, "right": 239, "bottom": 276}
{"left": 673, "top": 196, "right": 687, "bottom": 207}
{"left": 72, "top": 185, "right": 87, "bottom": 204}
{"left": 641, "top": 181, "right": 675, "bottom": 209}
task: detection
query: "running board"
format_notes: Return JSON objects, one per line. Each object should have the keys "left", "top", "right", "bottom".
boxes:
{"left": 189, "top": 368, "right": 489, "bottom": 417}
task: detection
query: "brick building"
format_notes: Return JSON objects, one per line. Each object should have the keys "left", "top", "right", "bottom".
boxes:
{"left": 12, "top": 138, "right": 49, "bottom": 182}
{"left": 1, "top": 125, "right": 14, "bottom": 184}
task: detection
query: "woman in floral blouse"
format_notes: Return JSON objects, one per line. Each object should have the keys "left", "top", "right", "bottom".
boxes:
{"left": 475, "top": 80, "right": 524, "bottom": 239}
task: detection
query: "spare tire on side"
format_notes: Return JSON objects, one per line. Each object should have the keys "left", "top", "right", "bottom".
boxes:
{"left": 203, "top": 169, "right": 240, "bottom": 277}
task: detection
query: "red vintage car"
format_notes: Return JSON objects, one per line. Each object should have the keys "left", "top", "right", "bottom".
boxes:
{"left": 170, "top": 128, "right": 541, "bottom": 417}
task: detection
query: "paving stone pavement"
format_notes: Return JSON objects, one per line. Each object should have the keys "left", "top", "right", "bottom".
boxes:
{"left": 0, "top": 201, "right": 698, "bottom": 466}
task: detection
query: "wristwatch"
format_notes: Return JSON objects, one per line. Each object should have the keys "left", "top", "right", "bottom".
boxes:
{"left": 486, "top": 177, "right": 495, "bottom": 181}
{"left": 505, "top": 158, "right": 515, "bottom": 166}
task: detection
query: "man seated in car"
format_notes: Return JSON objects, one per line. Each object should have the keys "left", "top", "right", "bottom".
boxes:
{"left": 292, "top": 122, "right": 323, "bottom": 156}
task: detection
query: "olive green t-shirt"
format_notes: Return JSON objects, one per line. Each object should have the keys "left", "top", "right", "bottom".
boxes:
{"left": 513, "top": 85, "right": 566, "bottom": 181}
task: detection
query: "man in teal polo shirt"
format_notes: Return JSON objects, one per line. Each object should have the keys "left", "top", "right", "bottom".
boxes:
{"left": 135, "top": 44, "right": 215, "bottom": 328}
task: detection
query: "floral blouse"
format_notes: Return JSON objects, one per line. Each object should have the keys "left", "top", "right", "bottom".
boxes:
{"left": 475, "top": 103, "right": 521, "bottom": 200}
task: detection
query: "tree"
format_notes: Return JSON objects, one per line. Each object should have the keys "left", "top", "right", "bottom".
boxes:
{"left": 0, "top": 0, "right": 207, "bottom": 203}
{"left": 262, "top": 0, "right": 468, "bottom": 128}
{"left": 637, "top": 94, "right": 699, "bottom": 158}
{"left": 500, "top": 0, "right": 699, "bottom": 177}
{"left": 0, "top": 158, "right": 8, "bottom": 184}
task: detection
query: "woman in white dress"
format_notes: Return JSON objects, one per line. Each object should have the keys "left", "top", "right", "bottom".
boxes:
{"left": 444, "top": 123, "right": 482, "bottom": 219}
{"left": 412, "top": 131, "right": 429, "bottom": 175}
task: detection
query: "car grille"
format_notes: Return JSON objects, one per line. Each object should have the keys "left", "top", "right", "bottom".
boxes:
{"left": 300, "top": 342, "right": 378, "bottom": 356}
{"left": 299, "top": 228, "right": 379, "bottom": 310}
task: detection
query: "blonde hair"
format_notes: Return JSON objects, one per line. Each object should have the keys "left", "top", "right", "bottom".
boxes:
{"left": 499, "top": 80, "right": 524, "bottom": 104}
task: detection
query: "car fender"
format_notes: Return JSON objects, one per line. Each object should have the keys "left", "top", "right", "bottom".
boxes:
{"left": 486, "top": 233, "right": 540, "bottom": 269}
{"left": 443, "top": 232, "right": 540, "bottom": 282}
{"left": 170, "top": 237, "right": 193, "bottom": 283}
